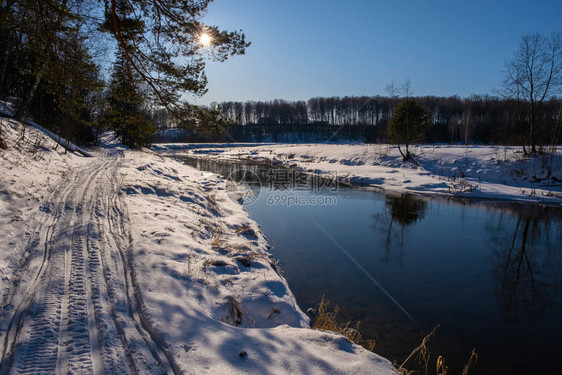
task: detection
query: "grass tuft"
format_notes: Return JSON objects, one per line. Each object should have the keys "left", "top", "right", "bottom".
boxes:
{"left": 396, "top": 324, "right": 438, "bottom": 375}
{"left": 311, "top": 296, "right": 376, "bottom": 351}
{"left": 225, "top": 295, "right": 243, "bottom": 326}
{"left": 460, "top": 349, "right": 478, "bottom": 375}
{"left": 396, "top": 325, "right": 478, "bottom": 375}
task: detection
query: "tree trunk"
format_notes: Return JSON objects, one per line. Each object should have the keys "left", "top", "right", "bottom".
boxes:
{"left": 15, "top": 75, "right": 41, "bottom": 120}
{"left": 0, "top": 47, "right": 10, "bottom": 95}
{"left": 530, "top": 104, "right": 537, "bottom": 154}
{"left": 397, "top": 144, "right": 407, "bottom": 161}
{"left": 0, "top": 0, "right": 15, "bottom": 95}
{"left": 14, "top": 63, "right": 46, "bottom": 120}
{"left": 405, "top": 141, "right": 411, "bottom": 160}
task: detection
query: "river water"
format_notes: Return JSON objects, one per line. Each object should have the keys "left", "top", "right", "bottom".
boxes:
{"left": 182, "top": 156, "right": 562, "bottom": 375}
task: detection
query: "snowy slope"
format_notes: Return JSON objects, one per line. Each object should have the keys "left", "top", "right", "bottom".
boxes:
{"left": 0, "top": 118, "right": 396, "bottom": 374}
{"left": 154, "top": 143, "right": 562, "bottom": 206}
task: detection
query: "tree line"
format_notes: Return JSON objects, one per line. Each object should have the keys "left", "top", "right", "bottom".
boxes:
{"left": 193, "top": 94, "right": 561, "bottom": 148}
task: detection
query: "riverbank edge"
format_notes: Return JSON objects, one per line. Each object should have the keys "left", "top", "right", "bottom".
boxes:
{"left": 152, "top": 143, "right": 562, "bottom": 208}
{"left": 105, "top": 146, "right": 401, "bottom": 374}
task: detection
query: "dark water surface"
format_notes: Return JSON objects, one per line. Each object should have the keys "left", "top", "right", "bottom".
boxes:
{"left": 182, "top": 156, "right": 562, "bottom": 375}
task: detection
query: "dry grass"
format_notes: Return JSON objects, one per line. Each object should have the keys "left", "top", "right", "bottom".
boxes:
{"left": 210, "top": 236, "right": 222, "bottom": 249}
{"left": 235, "top": 223, "right": 258, "bottom": 239}
{"left": 202, "top": 258, "right": 229, "bottom": 267}
{"left": 204, "top": 191, "right": 222, "bottom": 216}
{"left": 225, "top": 295, "right": 243, "bottom": 326}
{"left": 447, "top": 176, "right": 479, "bottom": 193}
{"left": 269, "top": 257, "right": 283, "bottom": 276}
{"left": 460, "top": 349, "right": 478, "bottom": 375}
{"left": 395, "top": 325, "right": 478, "bottom": 375}
{"left": 396, "top": 325, "right": 438, "bottom": 375}
{"left": 311, "top": 296, "right": 376, "bottom": 351}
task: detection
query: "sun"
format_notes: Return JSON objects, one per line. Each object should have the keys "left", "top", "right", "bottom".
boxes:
{"left": 199, "top": 33, "right": 212, "bottom": 47}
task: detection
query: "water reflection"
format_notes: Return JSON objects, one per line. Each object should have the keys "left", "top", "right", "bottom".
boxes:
{"left": 373, "top": 193, "right": 428, "bottom": 264}
{"left": 386, "top": 193, "right": 428, "bottom": 226}
{"left": 488, "top": 207, "right": 562, "bottom": 325}
{"left": 183, "top": 157, "right": 341, "bottom": 200}
{"left": 184, "top": 157, "right": 265, "bottom": 185}
{"left": 178, "top": 155, "right": 562, "bottom": 375}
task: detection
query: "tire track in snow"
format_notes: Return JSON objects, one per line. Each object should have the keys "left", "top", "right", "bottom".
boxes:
{"left": 0, "top": 149, "right": 176, "bottom": 374}
{"left": 58, "top": 160, "right": 107, "bottom": 374}
{"left": 9, "top": 159, "right": 107, "bottom": 374}
{"left": 0, "top": 166, "right": 81, "bottom": 375}
{"left": 0, "top": 163, "right": 78, "bottom": 335}
{"left": 99, "top": 151, "right": 177, "bottom": 374}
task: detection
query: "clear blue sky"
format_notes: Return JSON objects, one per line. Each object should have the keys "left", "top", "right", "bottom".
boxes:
{"left": 195, "top": 0, "right": 562, "bottom": 105}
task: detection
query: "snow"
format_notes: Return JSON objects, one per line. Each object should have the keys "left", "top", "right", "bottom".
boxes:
{"left": 0, "top": 100, "right": 92, "bottom": 157}
{"left": 0, "top": 118, "right": 396, "bottom": 374}
{"left": 153, "top": 143, "right": 562, "bottom": 206}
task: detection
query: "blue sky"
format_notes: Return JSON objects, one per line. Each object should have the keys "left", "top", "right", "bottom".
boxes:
{"left": 195, "top": 0, "right": 562, "bottom": 105}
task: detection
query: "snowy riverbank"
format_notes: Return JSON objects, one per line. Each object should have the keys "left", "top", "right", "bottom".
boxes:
{"left": 0, "top": 118, "right": 396, "bottom": 374}
{"left": 153, "top": 143, "right": 562, "bottom": 206}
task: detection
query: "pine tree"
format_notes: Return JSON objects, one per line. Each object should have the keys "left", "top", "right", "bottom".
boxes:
{"left": 104, "top": 50, "right": 155, "bottom": 149}
{"left": 101, "top": 0, "right": 155, "bottom": 148}
{"left": 388, "top": 99, "right": 431, "bottom": 161}
{"left": 0, "top": 0, "right": 103, "bottom": 145}
{"left": 101, "top": 0, "right": 250, "bottom": 124}
{"left": 32, "top": 28, "right": 102, "bottom": 144}
{"left": 1, "top": 0, "right": 247, "bottom": 148}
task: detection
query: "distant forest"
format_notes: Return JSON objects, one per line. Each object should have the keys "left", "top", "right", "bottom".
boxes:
{"left": 1, "top": 3, "right": 559, "bottom": 154}
{"left": 155, "top": 95, "right": 562, "bottom": 147}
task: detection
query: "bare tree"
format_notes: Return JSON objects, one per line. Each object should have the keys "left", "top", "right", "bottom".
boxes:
{"left": 401, "top": 78, "right": 412, "bottom": 99}
{"left": 503, "top": 32, "right": 562, "bottom": 154}
{"left": 385, "top": 80, "right": 399, "bottom": 100}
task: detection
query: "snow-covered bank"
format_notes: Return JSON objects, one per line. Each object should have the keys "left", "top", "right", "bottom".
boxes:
{"left": 0, "top": 118, "right": 396, "bottom": 374}
{"left": 153, "top": 143, "right": 562, "bottom": 206}
{"left": 120, "top": 148, "right": 396, "bottom": 374}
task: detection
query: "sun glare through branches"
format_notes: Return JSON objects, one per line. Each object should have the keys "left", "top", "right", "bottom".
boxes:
{"left": 199, "top": 32, "right": 212, "bottom": 47}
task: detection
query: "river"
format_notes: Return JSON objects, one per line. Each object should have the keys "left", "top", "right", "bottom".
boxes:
{"left": 182, "top": 156, "right": 562, "bottom": 375}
